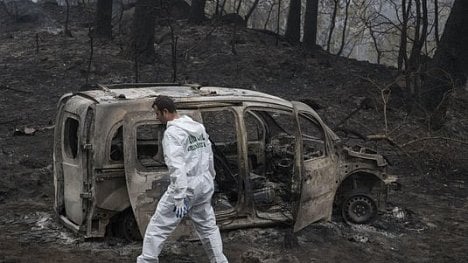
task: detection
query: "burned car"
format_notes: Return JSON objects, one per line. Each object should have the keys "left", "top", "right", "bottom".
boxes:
{"left": 53, "top": 83, "right": 397, "bottom": 240}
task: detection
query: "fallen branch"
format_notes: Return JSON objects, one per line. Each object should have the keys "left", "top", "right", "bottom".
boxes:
{"left": 400, "top": 136, "right": 468, "bottom": 148}
{"left": 357, "top": 75, "right": 400, "bottom": 134}
{"left": 367, "top": 134, "right": 398, "bottom": 147}
{"left": 334, "top": 98, "right": 372, "bottom": 128}
{"left": 367, "top": 133, "right": 424, "bottom": 175}
{"left": 0, "top": 85, "right": 32, "bottom": 94}
{"left": 0, "top": 118, "right": 20, "bottom": 125}
{"left": 334, "top": 127, "right": 367, "bottom": 140}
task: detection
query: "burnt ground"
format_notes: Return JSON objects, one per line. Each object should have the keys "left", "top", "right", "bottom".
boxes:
{"left": 0, "top": 2, "right": 467, "bottom": 263}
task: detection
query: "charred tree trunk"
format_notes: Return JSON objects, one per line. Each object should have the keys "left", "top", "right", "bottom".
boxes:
{"left": 407, "top": 0, "right": 428, "bottom": 101}
{"left": 326, "top": 0, "right": 339, "bottom": 52}
{"left": 408, "top": 0, "right": 428, "bottom": 73}
{"left": 285, "top": 0, "right": 301, "bottom": 44}
{"left": 244, "top": 0, "right": 260, "bottom": 25}
{"left": 434, "top": 0, "right": 439, "bottom": 46}
{"left": 131, "top": 0, "right": 156, "bottom": 63}
{"left": 337, "top": 0, "right": 351, "bottom": 56}
{"left": 264, "top": 2, "right": 275, "bottom": 30}
{"left": 398, "top": 0, "right": 410, "bottom": 71}
{"left": 430, "top": 0, "right": 468, "bottom": 89}
{"left": 302, "top": 0, "right": 319, "bottom": 49}
{"left": 85, "top": 27, "right": 94, "bottom": 86}
{"left": 236, "top": 0, "right": 243, "bottom": 14}
{"left": 426, "top": 0, "right": 468, "bottom": 128}
{"left": 368, "top": 20, "right": 381, "bottom": 64}
{"left": 215, "top": 0, "right": 220, "bottom": 16}
{"left": 95, "top": 0, "right": 113, "bottom": 38}
{"left": 170, "top": 25, "right": 178, "bottom": 82}
{"left": 64, "top": 0, "right": 73, "bottom": 37}
{"left": 220, "top": 0, "right": 227, "bottom": 16}
{"left": 276, "top": 0, "right": 282, "bottom": 46}
{"left": 189, "top": 0, "right": 206, "bottom": 24}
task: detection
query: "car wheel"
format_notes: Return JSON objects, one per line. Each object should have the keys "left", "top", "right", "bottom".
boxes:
{"left": 341, "top": 193, "right": 377, "bottom": 224}
{"left": 115, "top": 208, "right": 142, "bottom": 241}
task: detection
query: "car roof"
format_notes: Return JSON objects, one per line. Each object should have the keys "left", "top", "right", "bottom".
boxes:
{"left": 75, "top": 83, "right": 293, "bottom": 108}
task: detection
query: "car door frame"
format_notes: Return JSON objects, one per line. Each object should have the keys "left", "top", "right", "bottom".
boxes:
{"left": 122, "top": 111, "right": 170, "bottom": 235}
{"left": 59, "top": 101, "right": 94, "bottom": 226}
{"left": 292, "top": 102, "right": 339, "bottom": 232}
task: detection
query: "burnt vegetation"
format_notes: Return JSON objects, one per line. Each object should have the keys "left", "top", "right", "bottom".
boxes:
{"left": 0, "top": 0, "right": 467, "bottom": 262}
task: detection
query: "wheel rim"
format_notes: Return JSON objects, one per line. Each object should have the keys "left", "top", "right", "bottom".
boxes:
{"left": 342, "top": 194, "right": 376, "bottom": 224}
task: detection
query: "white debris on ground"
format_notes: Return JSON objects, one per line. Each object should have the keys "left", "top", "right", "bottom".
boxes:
{"left": 349, "top": 234, "right": 369, "bottom": 243}
{"left": 350, "top": 223, "right": 397, "bottom": 239}
{"left": 31, "top": 211, "right": 50, "bottom": 230}
{"left": 58, "top": 231, "right": 79, "bottom": 245}
{"left": 392, "top": 207, "right": 406, "bottom": 220}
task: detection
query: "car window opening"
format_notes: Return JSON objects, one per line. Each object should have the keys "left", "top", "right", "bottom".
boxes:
{"left": 298, "top": 114, "right": 326, "bottom": 160}
{"left": 64, "top": 117, "right": 79, "bottom": 159}
{"left": 110, "top": 126, "right": 123, "bottom": 161}
{"left": 201, "top": 109, "right": 239, "bottom": 212}
{"left": 136, "top": 124, "right": 165, "bottom": 167}
{"left": 246, "top": 109, "right": 296, "bottom": 216}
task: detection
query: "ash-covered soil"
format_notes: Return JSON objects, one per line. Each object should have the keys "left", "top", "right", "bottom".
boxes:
{"left": 0, "top": 2, "right": 467, "bottom": 263}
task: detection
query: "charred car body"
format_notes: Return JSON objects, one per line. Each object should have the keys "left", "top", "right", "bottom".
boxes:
{"left": 53, "top": 83, "right": 397, "bottom": 240}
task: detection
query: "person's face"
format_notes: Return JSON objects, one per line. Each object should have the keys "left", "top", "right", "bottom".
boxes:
{"left": 153, "top": 106, "right": 168, "bottom": 124}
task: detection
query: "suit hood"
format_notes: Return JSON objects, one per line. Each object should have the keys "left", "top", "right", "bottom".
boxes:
{"left": 166, "top": 115, "right": 206, "bottom": 137}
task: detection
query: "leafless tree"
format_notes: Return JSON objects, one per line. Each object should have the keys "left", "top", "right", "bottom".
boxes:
{"left": 285, "top": 0, "right": 301, "bottom": 44}
{"left": 244, "top": 0, "right": 260, "bottom": 25}
{"left": 276, "top": 0, "right": 282, "bottom": 46}
{"left": 220, "top": 0, "right": 228, "bottom": 16}
{"left": 95, "top": 0, "right": 113, "bottom": 38}
{"left": 408, "top": 0, "right": 429, "bottom": 72}
{"left": 351, "top": 0, "right": 388, "bottom": 63}
{"left": 433, "top": 0, "right": 439, "bottom": 46}
{"left": 161, "top": 1, "right": 178, "bottom": 82}
{"left": 85, "top": 26, "right": 94, "bottom": 86}
{"left": 170, "top": 26, "right": 178, "bottom": 81}
{"left": 426, "top": 0, "right": 468, "bottom": 128}
{"left": 326, "top": 0, "right": 339, "bottom": 52}
{"left": 303, "top": 0, "right": 319, "bottom": 49}
{"left": 215, "top": 0, "right": 220, "bottom": 16}
{"left": 367, "top": 19, "right": 382, "bottom": 64}
{"left": 190, "top": 0, "right": 207, "bottom": 24}
{"left": 236, "top": 0, "right": 243, "bottom": 14}
{"left": 337, "top": 0, "right": 351, "bottom": 56}
{"left": 129, "top": 0, "right": 157, "bottom": 63}
{"left": 264, "top": 2, "right": 276, "bottom": 30}
{"left": 231, "top": 24, "right": 238, "bottom": 55}
{"left": 397, "top": 0, "right": 411, "bottom": 71}
{"left": 64, "top": 0, "right": 73, "bottom": 37}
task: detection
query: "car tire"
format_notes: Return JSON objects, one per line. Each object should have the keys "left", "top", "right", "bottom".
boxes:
{"left": 114, "top": 208, "right": 142, "bottom": 241}
{"left": 341, "top": 191, "right": 377, "bottom": 224}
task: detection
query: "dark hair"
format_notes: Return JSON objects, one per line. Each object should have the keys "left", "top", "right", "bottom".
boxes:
{"left": 152, "top": 95, "right": 177, "bottom": 113}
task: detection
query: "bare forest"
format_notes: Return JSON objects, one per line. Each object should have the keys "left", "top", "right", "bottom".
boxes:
{"left": 0, "top": 0, "right": 467, "bottom": 262}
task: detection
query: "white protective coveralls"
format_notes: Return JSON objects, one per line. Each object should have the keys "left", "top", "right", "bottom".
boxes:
{"left": 137, "top": 115, "right": 228, "bottom": 263}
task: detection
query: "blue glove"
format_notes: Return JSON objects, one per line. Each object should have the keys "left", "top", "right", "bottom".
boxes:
{"left": 173, "top": 198, "right": 189, "bottom": 218}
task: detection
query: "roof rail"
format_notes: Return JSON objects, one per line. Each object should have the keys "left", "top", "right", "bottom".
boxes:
{"left": 98, "top": 83, "right": 184, "bottom": 90}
